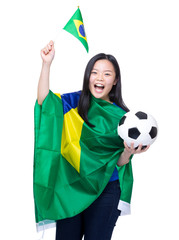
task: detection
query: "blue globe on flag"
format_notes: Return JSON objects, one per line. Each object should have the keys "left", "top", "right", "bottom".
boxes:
{"left": 79, "top": 24, "right": 86, "bottom": 37}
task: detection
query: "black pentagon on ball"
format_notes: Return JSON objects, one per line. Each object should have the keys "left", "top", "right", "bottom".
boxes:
{"left": 119, "top": 116, "right": 126, "bottom": 126}
{"left": 128, "top": 127, "right": 141, "bottom": 139}
{"left": 135, "top": 111, "right": 148, "bottom": 120}
{"left": 149, "top": 126, "right": 158, "bottom": 139}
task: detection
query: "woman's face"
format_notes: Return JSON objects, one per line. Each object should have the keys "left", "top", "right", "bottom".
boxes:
{"left": 89, "top": 59, "right": 117, "bottom": 103}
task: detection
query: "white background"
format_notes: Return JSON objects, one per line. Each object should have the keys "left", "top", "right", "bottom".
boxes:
{"left": 1, "top": 0, "right": 179, "bottom": 239}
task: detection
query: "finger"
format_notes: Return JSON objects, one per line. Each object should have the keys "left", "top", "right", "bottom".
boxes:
{"left": 42, "top": 47, "right": 47, "bottom": 55}
{"left": 46, "top": 46, "right": 50, "bottom": 53}
{"left": 47, "top": 44, "right": 52, "bottom": 51}
{"left": 48, "top": 41, "right": 55, "bottom": 55}
{"left": 48, "top": 41, "right": 54, "bottom": 50}
{"left": 124, "top": 142, "right": 131, "bottom": 150}
{"left": 132, "top": 144, "right": 141, "bottom": 154}
{"left": 49, "top": 40, "right": 54, "bottom": 46}
{"left": 41, "top": 48, "right": 46, "bottom": 56}
{"left": 130, "top": 142, "right": 135, "bottom": 150}
{"left": 142, "top": 145, "right": 150, "bottom": 152}
{"left": 136, "top": 144, "right": 150, "bottom": 154}
{"left": 44, "top": 46, "right": 50, "bottom": 54}
{"left": 137, "top": 144, "right": 143, "bottom": 151}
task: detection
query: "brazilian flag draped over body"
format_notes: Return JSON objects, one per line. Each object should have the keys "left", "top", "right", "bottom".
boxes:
{"left": 34, "top": 90, "right": 133, "bottom": 231}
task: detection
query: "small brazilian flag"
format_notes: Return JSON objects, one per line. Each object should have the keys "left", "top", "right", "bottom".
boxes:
{"left": 63, "top": 7, "right": 89, "bottom": 52}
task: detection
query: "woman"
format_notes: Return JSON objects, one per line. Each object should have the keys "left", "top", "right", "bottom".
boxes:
{"left": 37, "top": 40, "right": 149, "bottom": 240}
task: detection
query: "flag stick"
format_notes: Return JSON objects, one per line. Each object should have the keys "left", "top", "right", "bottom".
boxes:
{"left": 53, "top": 31, "right": 61, "bottom": 43}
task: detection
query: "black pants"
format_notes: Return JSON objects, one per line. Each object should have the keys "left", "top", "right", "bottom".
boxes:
{"left": 56, "top": 180, "right": 121, "bottom": 240}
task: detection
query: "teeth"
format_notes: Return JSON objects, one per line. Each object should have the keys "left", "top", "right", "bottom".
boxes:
{"left": 95, "top": 84, "right": 104, "bottom": 87}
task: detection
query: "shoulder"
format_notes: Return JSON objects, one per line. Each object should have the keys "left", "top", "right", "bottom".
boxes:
{"left": 113, "top": 102, "right": 126, "bottom": 112}
{"left": 61, "top": 91, "right": 81, "bottom": 106}
{"left": 61, "top": 91, "right": 81, "bottom": 114}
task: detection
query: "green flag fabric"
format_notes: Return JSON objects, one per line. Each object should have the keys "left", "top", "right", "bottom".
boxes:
{"left": 34, "top": 90, "right": 133, "bottom": 231}
{"left": 63, "top": 7, "right": 89, "bottom": 52}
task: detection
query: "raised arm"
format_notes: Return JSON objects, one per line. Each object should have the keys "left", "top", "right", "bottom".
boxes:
{"left": 37, "top": 40, "right": 55, "bottom": 105}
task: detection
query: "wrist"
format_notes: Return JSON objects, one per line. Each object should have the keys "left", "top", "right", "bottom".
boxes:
{"left": 42, "top": 61, "right": 52, "bottom": 68}
{"left": 117, "top": 150, "right": 131, "bottom": 167}
{"left": 122, "top": 149, "right": 131, "bottom": 161}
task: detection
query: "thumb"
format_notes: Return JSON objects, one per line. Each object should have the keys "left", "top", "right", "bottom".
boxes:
{"left": 49, "top": 40, "right": 54, "bottom": 47}
{"left": 49, "top": 40, "right": 55, "bottom": 53}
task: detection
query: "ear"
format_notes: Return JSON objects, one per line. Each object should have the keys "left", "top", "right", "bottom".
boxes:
{"left": 113, "top": 78, "right": 118, "bottom": 86}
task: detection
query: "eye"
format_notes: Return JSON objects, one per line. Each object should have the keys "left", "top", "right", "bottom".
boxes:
{"left": 91, "top": 71, "right": 97, "bottom": 75}
{"left": 105, "top": 73, "right": 111, "bottom": 76}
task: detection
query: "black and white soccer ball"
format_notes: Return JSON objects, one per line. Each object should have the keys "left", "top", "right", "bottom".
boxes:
{"left": 117, "top": 111, "right": 158, "bottom": 149}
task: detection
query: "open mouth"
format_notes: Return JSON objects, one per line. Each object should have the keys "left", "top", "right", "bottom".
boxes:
{"left": 94, "top": 83, "right": 105, "bottom": 92}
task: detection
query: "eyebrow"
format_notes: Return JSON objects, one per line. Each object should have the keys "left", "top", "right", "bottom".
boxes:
{"left": 92, "top": 68, "right": 113, "bottom": 72}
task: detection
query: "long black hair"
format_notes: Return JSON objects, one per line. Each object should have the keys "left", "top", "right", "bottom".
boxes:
{"left": 78, "top": 53, "right": 129, "bottom": 127}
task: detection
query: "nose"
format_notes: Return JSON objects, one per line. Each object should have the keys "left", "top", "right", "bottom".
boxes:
{"left": 98, "top": 72, "right": 103, "bottom": 81}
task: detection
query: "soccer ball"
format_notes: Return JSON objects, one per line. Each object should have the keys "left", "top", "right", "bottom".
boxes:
{"left": 117, "top": 111, "right": 158, "bottom": 149}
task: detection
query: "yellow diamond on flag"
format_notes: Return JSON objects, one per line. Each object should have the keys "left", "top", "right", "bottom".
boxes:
{"left": 73, "top": 20, "right": 87, "bottom": 41}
